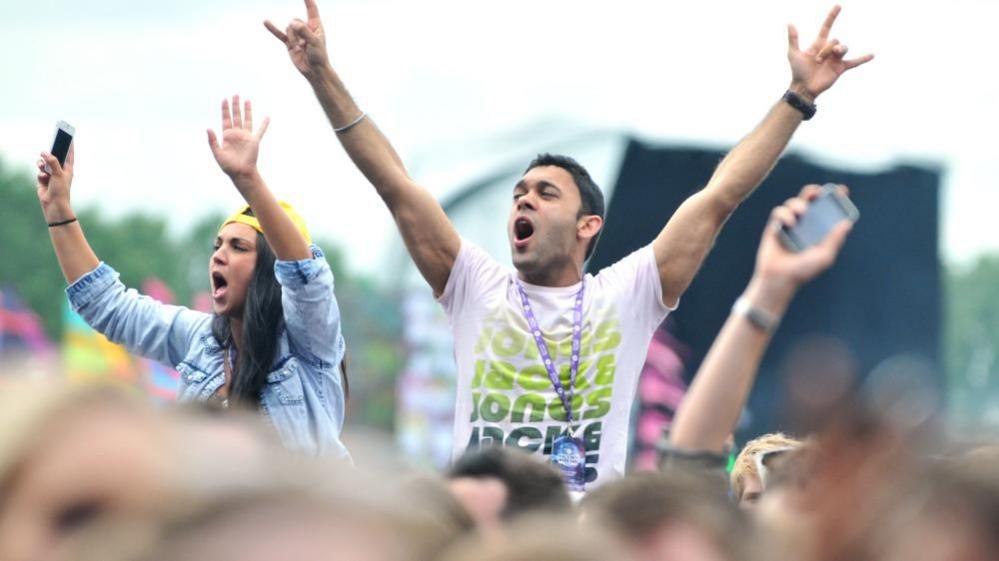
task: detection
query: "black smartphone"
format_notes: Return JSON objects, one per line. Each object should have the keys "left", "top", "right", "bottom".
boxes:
{"left": 778, "top": 184, "right": 860, "bottom": 252}
{"left": 45, "top": 121, "right": 75, "bottom": 173}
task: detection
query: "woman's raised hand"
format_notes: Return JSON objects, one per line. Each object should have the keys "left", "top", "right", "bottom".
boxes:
{"left": 207, "top": 95, "right": 270, "bottom": 186}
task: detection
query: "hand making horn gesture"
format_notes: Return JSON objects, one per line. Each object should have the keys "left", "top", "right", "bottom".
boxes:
{"left": 264, "top": 0, "right": 330, "bottom": 79}
{"left": 787, "top": 5, "right": 874, "bottom": 102}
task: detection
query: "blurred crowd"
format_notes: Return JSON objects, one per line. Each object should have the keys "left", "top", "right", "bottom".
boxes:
{"left": 0, "top": 373, "right": 995, "bottom": 561}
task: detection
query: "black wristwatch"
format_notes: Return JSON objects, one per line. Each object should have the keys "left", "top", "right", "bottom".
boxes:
{"left": 782, "top": 90, "right": 817, "bottom": 120}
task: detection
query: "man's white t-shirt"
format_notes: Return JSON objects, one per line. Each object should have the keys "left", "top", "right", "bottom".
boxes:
{"left": 439, "top": 240, "right": 673, "bottom": 489}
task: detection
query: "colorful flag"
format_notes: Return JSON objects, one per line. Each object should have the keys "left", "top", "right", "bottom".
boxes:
{"left": 62, "top": 300, "right": 136, "bottom": 384}
{"left": 60, "top": 278, "right": 193, "bottom": 402}
{"left": 0, "top": 287, "right": 53, "bottom": 358}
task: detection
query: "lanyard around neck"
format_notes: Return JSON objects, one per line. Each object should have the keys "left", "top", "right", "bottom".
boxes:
{"left": 514, "top": 279, "right": 586, "bottom": 427}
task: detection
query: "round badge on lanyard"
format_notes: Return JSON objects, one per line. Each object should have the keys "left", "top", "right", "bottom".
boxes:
{"left": 515, "top": 279, "right": 587, "bottom": 492}
{"left": 551, "top": 432, "right": 587, "bottom": 490}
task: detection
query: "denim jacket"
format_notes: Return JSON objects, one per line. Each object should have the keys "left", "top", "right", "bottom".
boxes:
{"left": 66, "top": 245, "right": 349, "bottom": 458}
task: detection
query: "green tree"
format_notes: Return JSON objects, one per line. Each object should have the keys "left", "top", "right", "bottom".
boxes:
{"left": 946, "top": 256, "right": 999, "bottom": 424}
{"left": 0, "top": 160, "right": 67, "bottom": 337}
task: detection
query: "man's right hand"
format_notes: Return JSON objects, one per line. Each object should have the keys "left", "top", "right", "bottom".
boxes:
{"left": 264, "top": 0, "right": 331, "bottom": 80}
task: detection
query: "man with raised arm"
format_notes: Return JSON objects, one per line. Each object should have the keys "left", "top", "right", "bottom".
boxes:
{"left": 266, "top": 1, "right": 872, "bottom": 490}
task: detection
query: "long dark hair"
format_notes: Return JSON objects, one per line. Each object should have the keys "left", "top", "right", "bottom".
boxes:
{"left": 212, "top": 233, "right": 284, "bottom": 408}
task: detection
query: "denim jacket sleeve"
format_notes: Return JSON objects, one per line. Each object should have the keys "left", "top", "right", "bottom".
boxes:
{"left": 273, "top": 245, "right": 346, "bottom": 371}
{"left": 66, "top": 262, "right": 212, "bottom": 367}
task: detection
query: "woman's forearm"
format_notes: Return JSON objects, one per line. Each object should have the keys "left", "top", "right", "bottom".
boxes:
{"left": 48, "top": 219, "right": 100, "bottom": 284}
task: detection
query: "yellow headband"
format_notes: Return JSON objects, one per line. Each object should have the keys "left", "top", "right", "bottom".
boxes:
{"left": 220, "top": 202, "right": 312, "bottom": 244}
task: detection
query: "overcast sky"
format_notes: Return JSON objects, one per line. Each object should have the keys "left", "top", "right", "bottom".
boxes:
{"left": 1, "top": 0, "right": 995, "bottom": 278}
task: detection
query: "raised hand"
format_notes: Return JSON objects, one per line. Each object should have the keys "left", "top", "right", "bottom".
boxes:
{"left": 754, "top": 184, "right": 853, "bottom": 288}
{"left": 787, "top": 5, "right": 874, "bottom": 101}
{"left": 207, "top": 96, "right": 270, "bottom": 184}
{"left": 36, "top": 143, "right": 75, "bottom": 223}
{"left": 264, "top": 0, "right": 329, "bottom": 78}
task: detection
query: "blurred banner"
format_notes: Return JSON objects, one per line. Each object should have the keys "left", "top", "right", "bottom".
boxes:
{"left": 631, "top": 328, "right": 689, "bottom": 472}
{"left": 396, "top": 291, "right": 459, "bottom": 468}
{"left": 139, "top": 278, "right": 183, "bottom": 403}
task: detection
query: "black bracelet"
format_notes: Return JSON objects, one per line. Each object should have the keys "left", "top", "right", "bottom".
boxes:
{"left": 47, "top": 217, "right": 78, "bottom": 228}
{"left": 782, "top": 90, "right": 817, "bottom": 121}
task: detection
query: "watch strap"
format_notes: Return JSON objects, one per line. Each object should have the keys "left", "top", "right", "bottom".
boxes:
{"left": 782, "top": 90, "right": 817, "bottom": 121}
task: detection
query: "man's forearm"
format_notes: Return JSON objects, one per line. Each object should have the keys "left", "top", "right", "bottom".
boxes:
{"left": 652, "top": 92, "right": 812, "bottom": 305}
{"left": 304, "top": 62, "right": 461, "bottom": 295}
{"left": 705, "top": 98, "right": 805, "bottom": 212}
{"left": 307, "top": 64, "right": 409, "bottom": 200}
{"left": 307, "top": 64, "right": 363, "bottom": 131}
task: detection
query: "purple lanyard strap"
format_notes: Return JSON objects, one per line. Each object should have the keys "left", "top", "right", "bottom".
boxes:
{"left": 514, "top": 279, "right": 585, "bottom": 429}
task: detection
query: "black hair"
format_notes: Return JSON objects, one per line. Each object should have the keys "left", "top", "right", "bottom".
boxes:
{"left": 447, "top": 445, "right": 571, "bottom": 519}
{"left": 524, "top": 153, "right": 606, "bottom": 260}
{"left": 212, "top": 232, "right": 284, "bottom": 408}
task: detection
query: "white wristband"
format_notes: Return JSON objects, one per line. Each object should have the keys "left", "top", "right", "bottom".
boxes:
{"left": 732, "top": 296, "right": 780, "bottom": 334}
{"left": 333, "top": 112, "right": 367, "bottom": 133}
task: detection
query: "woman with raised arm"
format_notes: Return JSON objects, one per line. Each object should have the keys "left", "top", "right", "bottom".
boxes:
{"left": 35, "top": 96, "right": 349, "bottom": 457}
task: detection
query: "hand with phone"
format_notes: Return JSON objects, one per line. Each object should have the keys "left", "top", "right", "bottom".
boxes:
{"left": 36, "top": 135, "right": 76, "bottom": 225}
{"left": 45, "top": 121, "right": 74, "bottom": 174}
{"left": 750, "top": 184, "right": 855, "bottom": 306}
{"left": 35, "top": 135, "right": 100, "bottom": 284}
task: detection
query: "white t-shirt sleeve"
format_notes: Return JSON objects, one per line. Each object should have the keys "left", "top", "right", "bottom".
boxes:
{"left": 437, "top": 239, "right": 506, "bottom": 319}
{"left": 593, "top": 244, "right": 674, "bottom": 333}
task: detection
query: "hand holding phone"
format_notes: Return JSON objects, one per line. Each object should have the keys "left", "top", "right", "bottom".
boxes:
{"left": 44, "top": 121, "right": 75, "bottom": 174}
{"left": 36, "top": 124, "right": 77, "bottom": 225}
{"left": 751, "top": 184, "right": 856, "bottom": 292}
{"left": 778, "top": 184, "right": 859, "bottom": 252}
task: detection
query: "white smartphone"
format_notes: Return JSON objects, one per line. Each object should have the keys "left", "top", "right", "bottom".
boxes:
{"left": 45, "top": 121, "right": 75, "bottom": 174}
{"left": 778, "top": 184, "right": 860, "bottom": 252}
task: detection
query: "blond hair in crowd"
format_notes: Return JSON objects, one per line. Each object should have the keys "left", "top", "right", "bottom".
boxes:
{"left": 730, "top": 432, "right": 803, "bottom": 504}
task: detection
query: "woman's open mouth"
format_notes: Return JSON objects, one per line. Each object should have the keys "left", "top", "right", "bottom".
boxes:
{"left": 211, "top": 271, "right": 229, "bottom": 299}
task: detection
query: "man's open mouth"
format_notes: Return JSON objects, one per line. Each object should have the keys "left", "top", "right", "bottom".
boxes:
{"left": 514, "top": 217, "right": 535, "bottom": 246}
